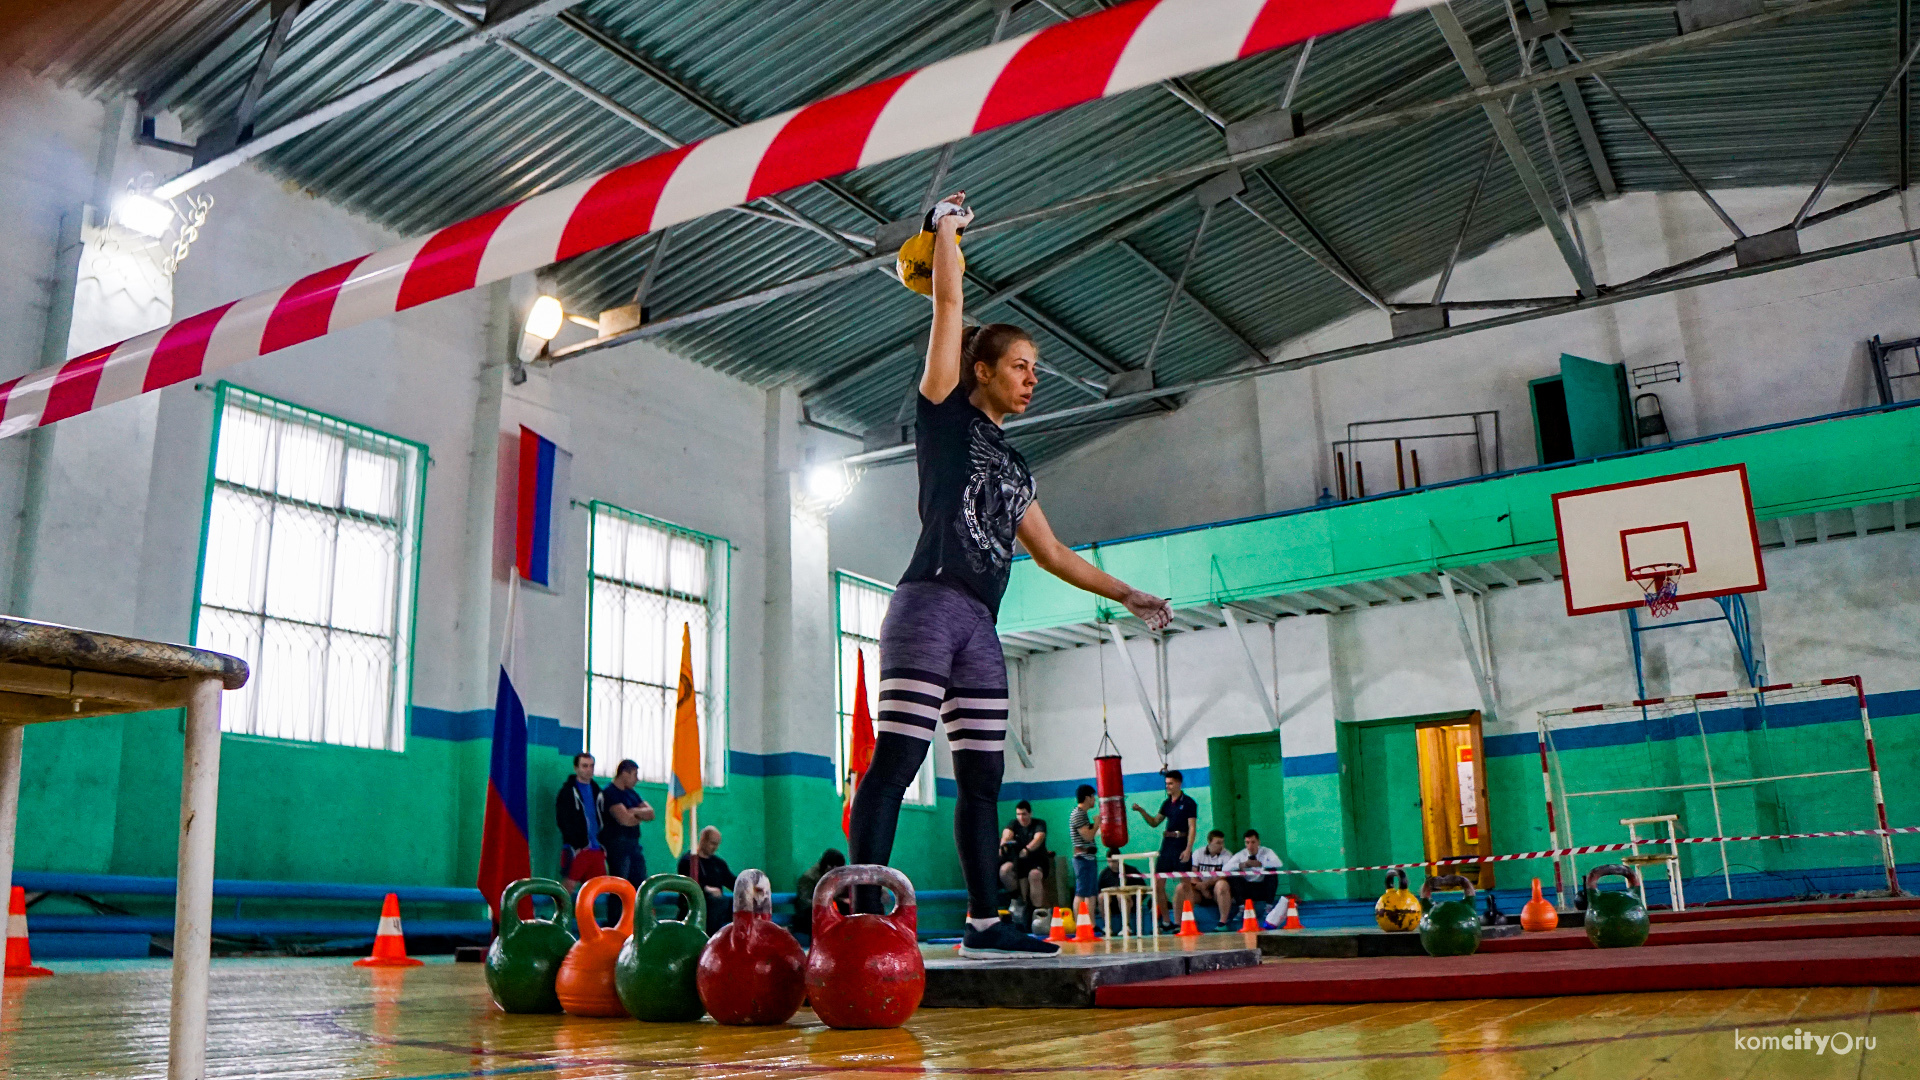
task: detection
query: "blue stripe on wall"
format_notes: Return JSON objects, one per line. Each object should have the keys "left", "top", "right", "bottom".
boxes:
{"left": 408, "top": 689, "right": 1918, "bottom": 785}
{"left": 1283, "top": 752, "right": 1339, "bottom": 777}
{"left": 410, "top": 706, "right": 579, "bottom": 755}
{"left": 1283, "top": 688, "right": 1919, "bottom": 774}
{"left": 730, "top": 750, "right": 836, "bottom": 780}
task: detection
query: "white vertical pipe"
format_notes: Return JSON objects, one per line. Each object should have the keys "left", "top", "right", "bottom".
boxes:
{"left": 1104, "top": 624, "right": 1168, "bottom": 758}
{"left": 0, "top": 722, "right": 22, "bottom": 1030}
{"left": 169, "top": 677, "right": 224, "bottom": 1080}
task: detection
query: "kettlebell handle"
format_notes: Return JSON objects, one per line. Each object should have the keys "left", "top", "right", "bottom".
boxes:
{"left": 1383, "top": 868, "right": 1408, "bottom": 892}
{"left": 500, "top": 877, "right": 573, "bottom": 939}
{"left": 1584, "top": 863, "right": 1642, "bottom": 892}
{"left": 1420, "top": 873, "right": 1476, "bottom": 900}
{"left": 731, "top": 868, "right": 772, "bottom": 915}
{"left": 637, "top": 873, "right": 707, "bottom": 935}
{"left": 814, "top": 864, "right": 918, "bottom": 938}
{"left": 574, "top": 875, "right": 637, "bottom": 946}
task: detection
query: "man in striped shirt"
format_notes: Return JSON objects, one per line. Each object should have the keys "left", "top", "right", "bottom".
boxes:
{"left": 1067, "top": 785, "right": 1099, "bottom": 906}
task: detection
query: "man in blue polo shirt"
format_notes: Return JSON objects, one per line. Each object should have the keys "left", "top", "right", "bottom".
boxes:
{"left": 1132, "top": 770, "right": 1196, "bottom": 929}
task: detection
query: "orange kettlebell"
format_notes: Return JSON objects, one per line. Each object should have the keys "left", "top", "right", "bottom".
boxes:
{"left": 554, "top": 876, "right": 636, "bottom": 1017}
{"left": 1520, "top": 877, "right": 1559, "bottom": 932}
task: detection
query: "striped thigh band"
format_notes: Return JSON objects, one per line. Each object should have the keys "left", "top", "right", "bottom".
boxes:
{"left": 942, "top": 688, "right": 1007, "bottom": 754}
{"left": 876, "top": 667, "right": 946, "bottom": 741}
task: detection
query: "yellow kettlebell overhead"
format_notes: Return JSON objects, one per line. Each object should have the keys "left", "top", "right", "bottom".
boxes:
{"left": 896, "top": 200, "right": 968, "bottom": 296}
{"left": 1375, "top": 868, "right": 1421, "bottom": 933}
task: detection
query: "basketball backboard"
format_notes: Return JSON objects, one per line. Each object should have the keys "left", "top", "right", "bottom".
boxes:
{"left": 1551, "top": 463, "right": 1766, "bottom": 616}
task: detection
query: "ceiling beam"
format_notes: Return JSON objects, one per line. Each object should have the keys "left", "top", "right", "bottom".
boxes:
{"left": 1113, "top": 238, "right": 1264, "bottom": 363}
{"left": 844, "top": 196, "right": 1918, "bottom": 465}
{"left": 153, "top": 0, "right": 581, "bottom": 197}
{"left": 1430, "top": 3, "right": 1597, "bottom": 296}
{"left": 558, "top": 0, "right": 1853, "bottom": 365}
{"left": 1521, "top": 0, "right": 1617, "bottom": 196}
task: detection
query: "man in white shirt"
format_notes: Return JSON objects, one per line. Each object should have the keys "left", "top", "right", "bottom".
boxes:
{"left": 1223, "top": 829, "right": 1283, "bottom": 916}
{"left": 1175, "top": 830, "right": 1234, "bottom": 927}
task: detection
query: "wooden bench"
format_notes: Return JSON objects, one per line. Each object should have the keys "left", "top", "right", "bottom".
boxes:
{"left": 0, "top": 615, "right": 246, "bottom": 1080}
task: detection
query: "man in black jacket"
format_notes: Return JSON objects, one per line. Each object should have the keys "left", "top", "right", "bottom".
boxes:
{"left": 555, "top": 753, "right": 604, "bottom": 887}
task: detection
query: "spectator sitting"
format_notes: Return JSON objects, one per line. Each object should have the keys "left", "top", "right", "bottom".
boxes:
{"left": 596, "top": 759, "right": 655, "bottom": 888}
{"left": 675, "top": 826, "right": 734, "bottom": 935}
{"left": 1097, "top": 848, "right": 1148, "bottom": 891}
{"left": 1174, "top": 830, "right": 1234, "bottom": 926}
{"left": 553, "top": 753, "right": 604, "bottom": 888}
{"left": 1223, "top": 829, "right": 1283, "bottom": 914}
{"left": 792, "top": 847, "right": 848, "bottom": 942}
{"left": 998, "top": 800, "right": 1050, "bottom": 924}
{"left": 1067, "top": 785, "right": 1099, "bottom": 908}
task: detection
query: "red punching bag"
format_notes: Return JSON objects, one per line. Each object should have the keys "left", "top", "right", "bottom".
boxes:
{"left": 1095, "top": 736, "right": 1128, "bottom": 849}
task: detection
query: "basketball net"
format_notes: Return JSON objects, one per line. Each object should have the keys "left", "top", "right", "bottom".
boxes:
{"left": 1631, "top": 562, "right": 1683, "bottom": 618}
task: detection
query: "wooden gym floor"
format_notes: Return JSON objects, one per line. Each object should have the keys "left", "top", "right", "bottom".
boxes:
{"left": 6, "top": 952, "right": 1919, "bottom": 1079}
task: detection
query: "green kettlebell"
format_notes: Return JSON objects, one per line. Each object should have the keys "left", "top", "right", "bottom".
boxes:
{"left": 1416, "top": 874, "right": 1482, "bottom": 957}
{"left": 485, "top": 878, "right": 577, "bottom": 1013}
{"left": 615, "top": 874, "right": 709, "bottom": 1021}
{"left": 1583, "top": 864, "right": 1651, "bottom": 948}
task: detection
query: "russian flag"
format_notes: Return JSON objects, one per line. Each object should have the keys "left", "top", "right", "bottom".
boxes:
{"left": 515, "top": 425, "right": 568, "bottom": 588}
{"left": 477, "top": 666, "right": 532, "bottom": 922}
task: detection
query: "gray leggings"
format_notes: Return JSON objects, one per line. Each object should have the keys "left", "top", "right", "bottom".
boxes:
{"left": 846, "top": 580, "right": 1007, "bottom": 919}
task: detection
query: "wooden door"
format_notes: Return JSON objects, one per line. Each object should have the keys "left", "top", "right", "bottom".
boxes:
{"left": 1416, "top": 712, "right": 1494, "bottom": 888}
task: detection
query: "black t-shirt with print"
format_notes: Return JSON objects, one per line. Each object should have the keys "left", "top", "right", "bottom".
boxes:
{"left": 900, "top": 391, "right": 1036, "bottom": 620}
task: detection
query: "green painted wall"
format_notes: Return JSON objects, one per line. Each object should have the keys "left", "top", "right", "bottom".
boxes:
{"left": 1000, "top": 404, "right": 1920, "bottom": 632}
{"left": 14, "top": 709, "right": 964, "bottom": 922}
{"left": 1195, "top": 706, "right": 1920, "bottom": 902}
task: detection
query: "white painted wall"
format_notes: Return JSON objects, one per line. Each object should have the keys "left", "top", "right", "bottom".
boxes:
{"left": 0, "top": 75, "right": 806, "bottom": 771}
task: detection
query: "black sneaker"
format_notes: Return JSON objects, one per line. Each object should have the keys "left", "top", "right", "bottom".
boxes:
{"left": 959, "top": 921, "right": 1061, "bottom": 958}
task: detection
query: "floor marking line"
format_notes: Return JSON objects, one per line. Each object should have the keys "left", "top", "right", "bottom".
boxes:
{"left": 303, "top": 1001, "right": 1920, "bottom": 1078}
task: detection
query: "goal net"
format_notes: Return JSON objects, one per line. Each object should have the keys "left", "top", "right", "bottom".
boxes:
{"left": 1536, "top": 677, "right": 1897, "bottom": 907}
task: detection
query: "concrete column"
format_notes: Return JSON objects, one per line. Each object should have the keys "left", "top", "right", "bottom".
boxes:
{"left": 760, "top": 386, "right": 837, "bottom": 884}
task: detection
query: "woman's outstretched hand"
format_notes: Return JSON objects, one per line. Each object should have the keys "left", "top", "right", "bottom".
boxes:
{"left": 1123, "top": 589, "right": 1172, "bottom": 631}
{"left": 931, "top": 190, "right": 973, "bottom": 234}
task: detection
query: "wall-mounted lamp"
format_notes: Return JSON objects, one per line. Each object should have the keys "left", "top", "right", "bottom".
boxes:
{"left": 517, "top": 294, "right": 565, "bottom": 361}
{"left": 113, "top": 191, "right": 175, "bottom": 238}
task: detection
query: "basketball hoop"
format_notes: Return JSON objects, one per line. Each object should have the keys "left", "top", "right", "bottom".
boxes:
{"left": 1631, "top": 562, "right": 1684, "bottom": 618}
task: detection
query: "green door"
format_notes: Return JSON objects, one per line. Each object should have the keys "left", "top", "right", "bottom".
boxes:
{"left": 1343, "top": 721, "right": 1426, "bottom": 898}
{"left": 1208, "top": 732, "right": 1287, "bottom": 858}
{"left": 1560, "top": 353, "right": 1632, "bottom": 458}
{"left": 1226, "top": 737, "right": 1285, "bottom": 851}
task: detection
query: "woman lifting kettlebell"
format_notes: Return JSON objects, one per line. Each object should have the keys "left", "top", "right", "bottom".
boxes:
{"left": 845, "top": 192, "right": 1174, "bottom": 957}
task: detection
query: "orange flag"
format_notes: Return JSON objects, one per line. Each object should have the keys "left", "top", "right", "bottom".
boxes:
{"left": 665, "top": 623, "right": 703, "bottom": 857}
{"left": 842, "top": 649, "right": 875, "bottom": 837}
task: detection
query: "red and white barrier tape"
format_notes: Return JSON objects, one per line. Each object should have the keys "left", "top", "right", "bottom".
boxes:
{"left": 0, "top": 0, "right": 1437, "bottom": 438}
{"left": 1147, "top": 825, "right": 1920, "bottom": 878}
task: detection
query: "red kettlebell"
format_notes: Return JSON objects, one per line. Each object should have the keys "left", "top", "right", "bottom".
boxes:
{"left": 804, "top": 864, "right": 923, "bottom": 1030}
{"left": 696, "top": 868, "right": 807, "bottom": 1026}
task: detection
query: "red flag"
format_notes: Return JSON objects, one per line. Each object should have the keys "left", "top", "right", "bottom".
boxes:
{"left": 842, "top": 650, "right": 875, "bottom": 836}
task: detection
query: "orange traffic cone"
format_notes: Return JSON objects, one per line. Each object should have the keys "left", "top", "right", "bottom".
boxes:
{"left": 354, "top": 893, "right": 424, "bottom": 968}
{"left": 1282, "top": 894, "right": 1304, "bottom": 930}
{"left": 1176, "top": 900, "right": 1199, "bottom": 937}
{"left": 1074, "top": 898, "right": 1096, "bottom": 942}
{"left": 5, "top": 886, "right": 51, "bottom": 977}
{"left": 1047, "top": 907, "right": 1067, "bottom": 942}
{"left": 1239, "top": 899, "right": 1261, "bottom": 932}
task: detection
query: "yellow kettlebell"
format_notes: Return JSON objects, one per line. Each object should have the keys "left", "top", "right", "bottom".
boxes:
{"left": 1375, "top": 868, "right": 1421, "bottom": 933}
{"left": 896, "top": 201, "right": 967, "bottom": 296}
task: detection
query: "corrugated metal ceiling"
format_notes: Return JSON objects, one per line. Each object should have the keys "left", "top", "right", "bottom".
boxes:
{"left": 18, "top": 0, "right": 1915, "bottom": 464}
